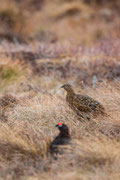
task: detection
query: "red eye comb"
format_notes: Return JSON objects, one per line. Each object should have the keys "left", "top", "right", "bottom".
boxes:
{"left": 58, "top": 122, "right": 63, "bottom": 126}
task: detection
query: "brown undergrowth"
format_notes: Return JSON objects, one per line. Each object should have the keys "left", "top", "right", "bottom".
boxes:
{"left": 0, "top": 39, "right": 120, "bottom": 179}
{"left": 0, "top": 70, "right": 120, "bottom": 179}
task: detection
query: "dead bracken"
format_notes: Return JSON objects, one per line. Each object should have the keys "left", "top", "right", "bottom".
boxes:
{"left": 0, "top": 94, "right": 18, "bottom": 109}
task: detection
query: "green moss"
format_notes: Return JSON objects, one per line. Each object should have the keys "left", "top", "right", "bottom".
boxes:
{"left": 0, "top": 65, "right": 27, "bottom": 92}
{"left": 1, "top": 67, "right": 19, "bottom": 80}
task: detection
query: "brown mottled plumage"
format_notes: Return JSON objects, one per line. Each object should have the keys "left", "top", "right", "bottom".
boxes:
{"left": 61, "top": 84, "right": 105, "bottom": 117}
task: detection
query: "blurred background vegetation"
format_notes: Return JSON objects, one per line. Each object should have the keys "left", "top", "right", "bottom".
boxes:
{"left": 0, "top": 0, "right": 119, "bottom": 45}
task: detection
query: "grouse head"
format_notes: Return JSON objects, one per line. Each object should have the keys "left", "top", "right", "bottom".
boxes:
{"left": 56, "top": 122, "right": 70, "bottom": 138}
{"left": 61, "top": 84, "right": 74, "bottom": 94}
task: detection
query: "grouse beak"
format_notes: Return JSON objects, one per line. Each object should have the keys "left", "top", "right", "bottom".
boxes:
{"left": 61, "top": 85, "right": 65, "bottom": 88}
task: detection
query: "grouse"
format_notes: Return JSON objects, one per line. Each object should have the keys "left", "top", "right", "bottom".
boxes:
{"left": 61, "top": 84, "right": 105, "bottom": 117}
{"left": 50, "top": 123, "right": 71, "bottom": 155}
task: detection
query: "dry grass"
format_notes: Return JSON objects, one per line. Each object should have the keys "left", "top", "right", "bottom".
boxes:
{"left": 0, "top": 57, "right": 120, "bottom": 179}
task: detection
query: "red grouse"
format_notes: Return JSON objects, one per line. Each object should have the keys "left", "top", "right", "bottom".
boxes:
{"left": 61, "top": 84, "right": 105, "bottom": 118}
{"left": 50, "top": 123, "right": 71, "bottom": 155}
